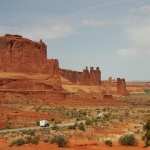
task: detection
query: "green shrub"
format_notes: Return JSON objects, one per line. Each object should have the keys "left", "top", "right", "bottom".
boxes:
{"left": 36, "top": 121, "right": 40, "bottom": 126}
{"left": 144, "top": 121, "right": 150, "bottom": 130}
{"left": 144, "top": 89, "right": 150, "bottom": 94}
{"left": 143, "top": 120, "right": 150, "bottom": 147}
{"left": 105, "top": 140, "right": 113, "bottom": 147}
{"left": 9, "top": 135, "right": 40, "bottom": 147}
{"left": 85, "top": 118, "right": 93, "bottom": 126}
{"left": 51, "top": 124, "right": 59, "bottom": 130}
{"left": 76, "top": 118, "right": 80, "bottom": 121}
{"left": 78, "top": 123, "right": 86, "bottom": 131}
{"left": 68, "top": 124, "right": 76, "bottom": 130}
{"left": 119, "top": 134, "right": 137, "bottom": 146}
{"left": 10, "top": 138, "right": 25, "bottom": 146}
{"left": 24, "top": 135, "right": 39, "bottom": 145}
{"left": 50, "top": 135, "right": 68, "bottom": 147}
{"left": 22, "top": 129, "right": 35, "bottom": 136}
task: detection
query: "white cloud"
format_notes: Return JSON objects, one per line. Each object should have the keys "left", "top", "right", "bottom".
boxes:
{"left": 116, "top": 3, "right": 150, "bottom": 57}
{"left": 127, "top": 25, "right": 150, "bottom": 49}
{"left": 131, "top": 5, "right": 150, "bottom": 15}
{"left": 0, "top": 18, "right": 112, "bottom": 41}
{"left": 117, "top": 48, "right": 138, "bottom": 56}
{"left": 139, "top": 5, "right": 150, "bottom": 14}
{"left": 0, "top": 21, "right": 75, "bottom": 40}
{"left": 25, "top": 23, "right": 74, "bottom": 40}
{"left": 81, "top": 19, "right": 111, "bottom": 27}
{"left": 117, "top": 21, "right": 150, "bottom": 57}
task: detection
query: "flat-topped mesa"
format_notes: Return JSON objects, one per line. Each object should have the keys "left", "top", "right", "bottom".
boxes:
{"left": 0, "top": 34, "right": 55, "bottom": 74}
{"left": 116, "top": 78, "right": 128, "bottom": 96}
{"left": 60, "top": 66, "right": 101, "bottom": 85}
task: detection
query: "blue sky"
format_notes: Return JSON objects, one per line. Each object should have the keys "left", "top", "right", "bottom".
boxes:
{"left": 0, "top": 0, "right": 150, "bottom": 80}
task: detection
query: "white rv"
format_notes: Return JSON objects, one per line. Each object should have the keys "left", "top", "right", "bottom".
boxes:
{"left": 39, "top": 120, "right": 49, "bottom": 127}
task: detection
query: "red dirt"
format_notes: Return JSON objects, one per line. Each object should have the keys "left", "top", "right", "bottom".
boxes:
{"left": 0, "top": 105, "right": 69, "bottom": 128}
{"left": 0, "top": 139, "right": 149, "bottom": 150}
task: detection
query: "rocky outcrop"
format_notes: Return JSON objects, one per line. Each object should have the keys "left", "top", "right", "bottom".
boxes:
{"left": 0, "top": 34, "right": 62, "bottom": 91}
{"left": 47, "top": 59, "right": 60, "bottom": 77}
{"left": 117, "top": 78, "right": 128, "bottom": 96}
{"left": 89, "top": 67, "right": 101, "bottom": 85}
{"left": 0, "top": 34, "right": 129, "bottom": 103}
{"left": 0, "top": 34, "right": 50, "bottom": 73}
{"left": 0, "top": 34, "right": 60, "bottom": 76}
{"left": 60, "top": 67, "right": 101, "bottom": 85}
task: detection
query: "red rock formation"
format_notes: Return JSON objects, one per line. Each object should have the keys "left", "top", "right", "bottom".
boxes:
{"left": 60, "top": 69, "right": 81, "bottom": 83}
{"left": 80, "top": 67, "right": 91, "bottom": 85}
{"left": 60, "top": 66, "right": 101, "bottom": 85}
{"left": 0, "top": 34, "right": 61, "bottom": 76}
{"left": 117, "top": 78, "right": 128, "bottom": 96}
{"left": 0, "top": 34, "right": 50, "bottom": 73}
{"left": 90, "top": 67, "right": 101, "bottom": 85}
{"left": 47, "top": 59, "right": 60, "bottom": 77}
{"left": 0, "top": 34, "right": 62, "bottom": 91}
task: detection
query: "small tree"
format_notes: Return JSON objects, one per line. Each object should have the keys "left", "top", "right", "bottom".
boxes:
{"left": 22, "top": 129, "right": 35, "bottom": 136}
{"left": 119, "top": 134, "right": 137, "bottom": 146}
{"left": 9, "top": 138, "right": 25, "bottom": 147}
{"left": 25, "top": 136, "right": 39, "bottom": 145}
{"left": 50, "top": 135, "right": 68, "bottom": 147}
{"left": 51, "top": 124, "right": 59, "bottom": 131}
{"left": 105, "top": 139, "right": 113, "bottom": 147}
{"left": 85, "top": 118, "right": 93, "bottom": 126}
{"left": 78, "top": 123, "right": 86, "bottom": 131}
{"left": 143, "top": 120, "right": 150, "bottom": 147}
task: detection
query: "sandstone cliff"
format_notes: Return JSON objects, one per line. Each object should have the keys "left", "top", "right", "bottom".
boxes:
{"left": 0, "top": 34, "right": 60, "bottom": 76}
{"left": 0, "top": 34, "right": 61, "bottom": 91}
{"left": 0, "top": 34, "right": 128, "bottom": 102}
{"left": 60, "top": 67, "right": 101, "bottom": 85}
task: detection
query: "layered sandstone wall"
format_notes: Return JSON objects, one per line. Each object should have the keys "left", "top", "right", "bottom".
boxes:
{"left": 60, "top": 67, "right": 101, "bottom": 85}
{"left": 0, "top": 34, "right": 49, "bottom": 73}
{"left": 47, "top": 59, "right": 60, "bottom": 77}
{"left": 0, "top": 34, "right": 61, "bottom": 90}
{"left": 0, "top": 34, "right": 60, "bottom": 76}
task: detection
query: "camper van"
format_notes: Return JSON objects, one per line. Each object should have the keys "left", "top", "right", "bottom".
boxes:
{"left": 39, "top": 120, "right": 49, "bottom": 127}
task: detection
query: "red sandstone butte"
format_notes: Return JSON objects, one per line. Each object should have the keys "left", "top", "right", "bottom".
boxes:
{"left": 0, "top": 34, "right": 62, "bottom": 91}
{"left": 0, "top": 34, "right": 59, "bottom": 75}
{"left": 60, "top": 66, "right": 101, "bottom": 85}
{"left": 117, "top": 78, "right": 128, "bottom": 96}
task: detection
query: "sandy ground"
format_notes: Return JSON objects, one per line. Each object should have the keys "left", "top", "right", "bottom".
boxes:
{"left": 0, "top": 139, "right": 149, "bottom": 150}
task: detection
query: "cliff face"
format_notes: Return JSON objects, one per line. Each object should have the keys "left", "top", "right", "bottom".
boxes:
{"left": 0, "top": 34, "right": 60, "bottom": 76}
{"left": 60, "top": 67, "right": 101, "bottom": 85}
{"left": 47, "top": 59, "right": 60, "bottom": 77}
{"left": 117, "top": 78, "right": 128, "bottom": 96}
{"left": 0, "top": 34, "right": 61, "bottom": 91}
{"left": 0, "top": 34, "right": 128, "bottom": 100}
